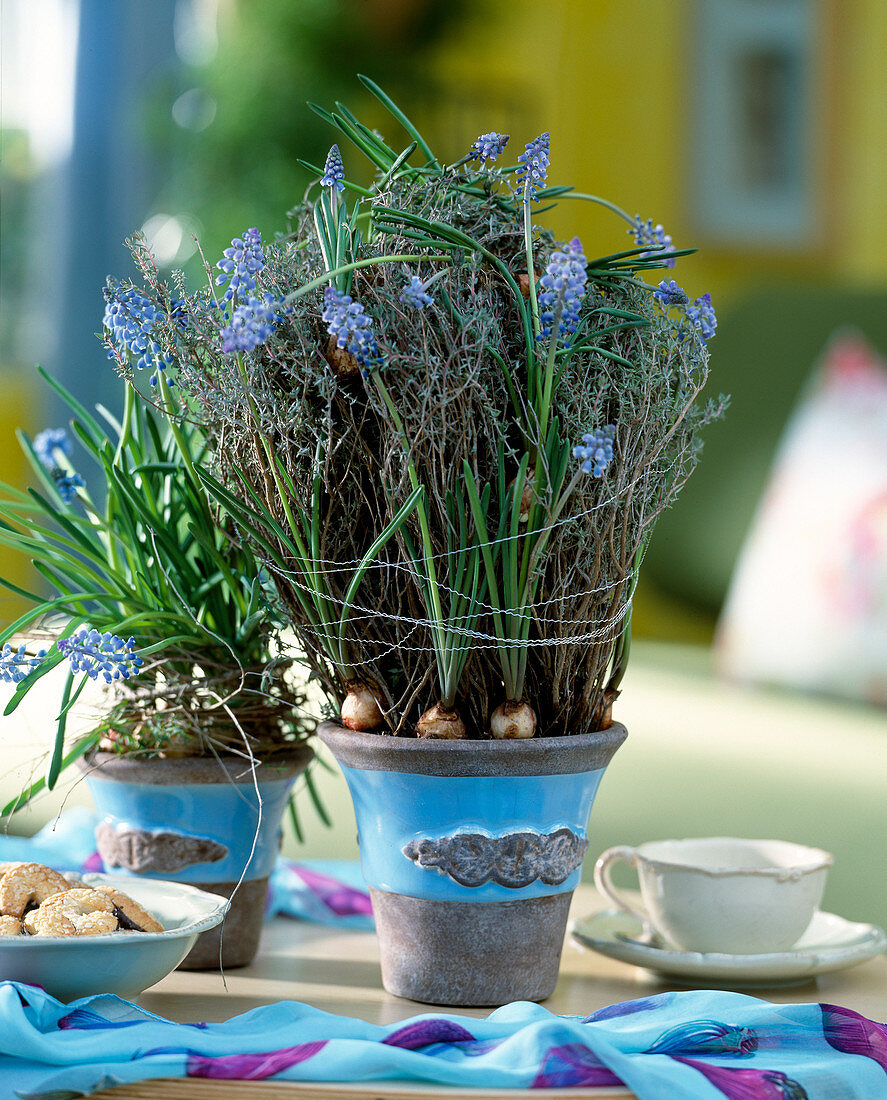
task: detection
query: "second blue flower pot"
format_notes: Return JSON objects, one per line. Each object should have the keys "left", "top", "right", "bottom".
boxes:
{"left": 81, "top": 747, "right": 311, "bottom": 968}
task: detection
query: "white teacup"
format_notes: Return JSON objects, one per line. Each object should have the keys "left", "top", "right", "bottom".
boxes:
{"left": 594, "top": 837, "right": 832, "bottom": 955}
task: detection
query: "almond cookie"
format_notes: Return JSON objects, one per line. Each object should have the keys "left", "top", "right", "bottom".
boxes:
{"left": 26, "top": 888, "right": 118, "bottom": 936}
{"left": 94, "top": 884, "right": 163, "bottom": 933}
{"left": 0, "top": 862, "right": 70, "bottom": 918}
{"left": 0, "top": 915, "right": 22, "bottom": 936}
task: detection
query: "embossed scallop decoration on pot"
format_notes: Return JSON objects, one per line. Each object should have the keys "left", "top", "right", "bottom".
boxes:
{"left": 317, "top": 720, "right": 627, "bottom": 1007}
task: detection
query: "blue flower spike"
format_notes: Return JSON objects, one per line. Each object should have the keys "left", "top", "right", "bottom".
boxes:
{"left": 686, "top": 292, "right": 717, "bottom": 341}
{"left": 320, "top": 145, "right": 346, "bottom": 192}
{"left": 538, "top": 237, "right": 588, "bottom": 342}
{"left": 322, "top": 287, "right": 385, "bottom": 375}
{"left": 632, "top": 216, "right": 676, "bottom": 269}
{"left": 32, "top": 428, "right": 83, "bottom": 503}
{"left": 57, "top": 629, "right": 143, "bottom": 684}
{"left": 33, "top": 428, "right": 71, "bottom": 471}
{"left": 573, "top": 426, "right": 616, "bottom": 478}
{"left": 400, "top": 276, "right": 435, "bottom": 311}
{"left": 652, "top": 279, "right": 689, "bottom": 309}
{"left": 469, "top": 132, "right": 509, "bottom": 163}
{"left": 653, "top": 280, "right": 717, "bottom": 342}
{"left": 0, "top": 643, "right": 47, "bottom": 684}
{"left": 103, "top": 285, "right": 172, "bottom": 386}
{"left": 215, "top": 228, "right": 265, "bottom": 302}
{"left": 53, "top": 472, "right": 85, "bottom": 504}
{"left": 221, "top": 294, "right": 283, "bottom": 354}
{"left": 516, "top": 133, "right": 550, "bottom": 201}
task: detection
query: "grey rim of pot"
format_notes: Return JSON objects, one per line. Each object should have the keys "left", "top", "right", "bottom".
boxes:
{"left": 80, "top": 745, "right": 313, "bottom": 784}
{"left": 316, "top": 721, "right": 626, "bottom": 775}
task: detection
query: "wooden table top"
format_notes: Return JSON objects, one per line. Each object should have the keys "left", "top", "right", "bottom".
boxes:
{"left": 91, "top": 885, "right": 887, "bottom": 1099}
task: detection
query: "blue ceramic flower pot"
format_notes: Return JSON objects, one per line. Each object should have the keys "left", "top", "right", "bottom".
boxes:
{"left": 81, "top": 748, "right": 311, "bottom": 968}
{"left": 318, "top": 721, "right": 626, "bottom": 1006}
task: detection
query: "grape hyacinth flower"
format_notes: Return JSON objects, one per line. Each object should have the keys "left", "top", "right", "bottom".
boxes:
{"left": 0, "top": 643, "right": 46, "bottom": 684}
{"left": 220, "top": 294, "right": 283, "bottom": 354}
{"left": 652, "top": 279, "right": 689, "bottom": 309}
{"left": 57, "top": 629, "right": 143, "bottom": 683}
{"left": 653, "top": 280, "right": 717, "bottom": 342}
{"left": 322, "top": 287, "right": 384, "bottom": 374}
{"left": 320, "top": 145, "right": 345, "bottom": 192}
{"left": 170, "top": 298, "right": 190, "bottom": 331}
{"left": 538, "top": 237, "right": 588, "bottom": 341}
{"left": 632, "top": 216, "right": 676, "bottom": 268}
{"left": 400, "top": 276, "right": 435, "bottom": 311}
{"left": 103, "top": 285, "right": 172, "bottom": 386}
{"left": 215, "top": 228, "right": 264, "bottom": 302}
{"left": 516, "top": 132, "right": 550, "bottom": 201}
{"left": 33, "top": 428, "right": 71, "bottom": 470}
{"left": 469, "top": 132, "right": 509, "bottom": 162}
{"left": 53, "top": 472, "right": 85, "bottom": 504}
{"left": 573, "top": 426, "right": 616, "bottom": 478}
{"left": 686, "top": 291, "right": 717, "bottom": 341}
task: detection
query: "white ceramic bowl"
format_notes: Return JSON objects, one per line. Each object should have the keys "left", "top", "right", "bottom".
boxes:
{"left": 0, "top": 873, "right": 229, "bottom": 1001}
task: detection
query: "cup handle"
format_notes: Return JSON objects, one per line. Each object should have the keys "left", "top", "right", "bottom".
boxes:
{"left": 593, "top": 845, "right": 649, "bottom": 928}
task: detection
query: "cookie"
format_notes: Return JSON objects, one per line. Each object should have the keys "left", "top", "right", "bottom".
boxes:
{"left": 0, "top": 862, "right": 70, "bottom": 918}
{"left": 26, "top": 888, "right": 118, "bottom": 937}
{"left": 0, "top": 915, "right": 22, "bottom": 936}
{"left": 94, "top": 884, "right": 163, "bottom": 933}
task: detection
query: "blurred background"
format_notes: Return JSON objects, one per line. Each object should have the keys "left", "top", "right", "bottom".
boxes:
{"left": 3, "top": 0, "right": 886, "bottom": 643}
{"left": 2, "top": 0, "right": 886, "bottom": 916}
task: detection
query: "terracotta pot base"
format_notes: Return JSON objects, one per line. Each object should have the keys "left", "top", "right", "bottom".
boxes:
{"left": 370, "top": 888, "right": 572, "bottom": 1006}
{"left": 178, "top": 877, "right": 269, "bottom": 970}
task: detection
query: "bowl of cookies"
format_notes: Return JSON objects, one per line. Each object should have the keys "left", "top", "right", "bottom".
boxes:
{"left": 0, "top": 861, "right": 229, "bottom": 1001}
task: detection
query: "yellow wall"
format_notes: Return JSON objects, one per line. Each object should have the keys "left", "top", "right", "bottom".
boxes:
{"left": 426, "top": 0, "right": 887, "bottom": 311}
{"left": 0, "top": 375, "right": 36, "bottom": 623}
{"left": 838, "top": 2, "right": 887, "bottom": 282}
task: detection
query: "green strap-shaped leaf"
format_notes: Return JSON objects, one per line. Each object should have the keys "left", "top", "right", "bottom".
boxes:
{"left": 357, "top": 76, "right": 439, "bottom": 167}
{"left": 35, "top": 364, "right": 105, "bottom": 441}
{"left": 46, "top": 669, "right": 90, "bottom": 791}
{"left": 306, "top": 102, "right": 389, "bottom": 171}
{"left": 337, "top": 485, "right": 423, "bottom": 662}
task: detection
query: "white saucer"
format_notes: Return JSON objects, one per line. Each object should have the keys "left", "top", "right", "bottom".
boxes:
{"left": 571, "top": 908, "right": 887, "bottom": 988}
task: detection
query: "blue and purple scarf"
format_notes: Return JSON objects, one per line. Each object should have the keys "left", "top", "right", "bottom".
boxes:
{"left": 3, "top": 984, "right": 887, "bottom": 1097}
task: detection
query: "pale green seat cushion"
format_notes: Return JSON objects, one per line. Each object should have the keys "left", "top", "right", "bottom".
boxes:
{"left": 588, "top": 642, "right": 887, "bottom": 928}
{"left": 642, "top": 287, "right": 887, "bottom": 614}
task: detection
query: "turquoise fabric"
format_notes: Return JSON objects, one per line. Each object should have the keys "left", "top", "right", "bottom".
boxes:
{"left": 3, "top": 984, "right": 887, "bottom": 1097}
{"left": 0, "top": 808, "right": 99, "bottom": 869}
{"left": 267, "top": 858, "right": 374, "bottom": 928}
